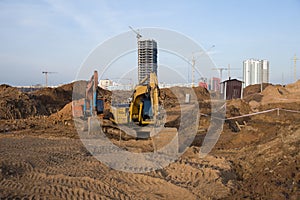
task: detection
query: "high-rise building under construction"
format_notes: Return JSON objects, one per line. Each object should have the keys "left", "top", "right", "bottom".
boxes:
{"left": 138, "top": 39, "right": 157, "bottom": 84}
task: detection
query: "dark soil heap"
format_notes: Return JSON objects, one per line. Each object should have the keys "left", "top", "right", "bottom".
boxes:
{"left": 0, "top": 83, "right": 73, "bottom": 120}
{"left": 0, "top": 85, "right": 38, "bottom": 119}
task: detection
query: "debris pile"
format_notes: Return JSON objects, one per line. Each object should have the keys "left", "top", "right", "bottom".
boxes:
{"left": 49, "top": 102, "right": 73, "bottom": 123}
{"left": 226, "top": 98, "right": 252, "bottom": 118}
{"left": 0, "top": 85, "right": 39, "bottom": 119}
{"left": 29, "top": 85, "right": 72, "bottom": 115}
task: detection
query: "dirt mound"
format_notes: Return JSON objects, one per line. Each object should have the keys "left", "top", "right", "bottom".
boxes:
{"left": 30, "top": 80, "right": 105, "bottom": 116}
{"left": 0, "top": 84, "right": 39, "bottom": 119}
{"left": 243, "top": 83, "right": 270, "bottom": 104}
{"left": 261, "top": 85, "right": 289, "bottom": 97}
{"left": 161, "top": 86, "right": 210, "bottom": 109}
{"left": 243, "top": 83, "right": 271, "bottom": 98}
{"left": 29, "top": 85, "right": 72, "bottom": 115}
{"left": 49, "top": 102, "right": 73, "bottom": 123}
{"left": 243, "top": 82, "right": 300, "bottom": 110}
{"left": 0, "top": 82, "right": 86, "bottom": 120}
{"left": 193, "top": 86, "right": 210, "bottom": 100}
{"left": 226, "top": 99, "right": 252, "bottom": 117}
{"left": 48, "top": 83, "right": 112, "bottom": 123}
{"left": 160, "top": 88, "right": 179, "bottom": 108}
{"left": 285, "top": 80, "right": 300, "bottom": 93}
{"left": 260, "top": 85, "right": 300, "bottom": 105}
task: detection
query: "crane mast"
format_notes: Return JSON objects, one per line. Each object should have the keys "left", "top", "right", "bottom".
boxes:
{"left": 292, "top": 54, "right": 299, "bottom": 82}
{"left": 42, "top": 71, "right": 57, "bottom": 87}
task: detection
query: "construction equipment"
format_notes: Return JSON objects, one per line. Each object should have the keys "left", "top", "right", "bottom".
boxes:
{"left": 85, "top": 70, "right": 104, "bottom": 117}
{"left": 110, "top": 72, "right": 160, "bottom": 126}
{"left": 106, "top": 72, "right": 162, "bottom": 139}
{"left": 129, "top": 72, "right": 159, "bottom": 125}
{"left": 72, "top": 70, "right": 104, "bottom": 119}
{"left": 42, "top": 71, "right": 57, "bottom": 87}
{"left": 73, "top": 70, "right": 161, "bottom": 137}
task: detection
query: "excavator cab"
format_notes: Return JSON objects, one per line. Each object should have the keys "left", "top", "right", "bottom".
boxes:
{"left": 142, "top": 97, "right": 153, "bottom": 120}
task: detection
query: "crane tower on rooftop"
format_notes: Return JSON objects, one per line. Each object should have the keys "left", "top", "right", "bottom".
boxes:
{"left": 129, "top": 26, "right": 142, "bottom": 40}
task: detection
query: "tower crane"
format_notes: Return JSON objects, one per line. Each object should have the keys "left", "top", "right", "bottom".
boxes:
{"left": 42, "top": 71, "right": 57, "bottom": 87}
{"left": 191, "top": 45, "right": 215, "bottom": 87}
{"left": 211, "top": 68, "right": 227, "bottom": 81}
{"left": 212, "top": 65, "right": 239, "bottom": 81}
{"left": 292, "top": 54, "right": 299, "bottom": 82}
{"left": 129, "top": 26, "right": 142, "bottom": 40}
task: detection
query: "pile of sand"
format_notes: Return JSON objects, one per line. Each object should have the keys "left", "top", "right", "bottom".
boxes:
{"left": 285, "top": 80, "right": 300, "bottom": 93}
{"left": 243, "top": 81, "right": 300, "bottom": 110}
{"left": 243, "top": 83, "right": 270, "bottom": 98}
{"left": 260, "top": 84, "right": 300, "bottom": 105}
{"left": 243, "top": 83, "right": 270, "bottom": 104}
{"left": 49, "top": 102, "right": 73, "bottom": 123}
{"left": 260, "top": 85, "right": 289, "bottom": 104}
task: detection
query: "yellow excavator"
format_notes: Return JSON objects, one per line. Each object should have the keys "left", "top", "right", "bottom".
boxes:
{"left": 109, "top": 72, "right": 160, "bottom": 126}
{"left": 80, "top": 71, "right": 177, "bottom": 148}
{"left": 130, "top": 72, "right": 160, "bottom": 125}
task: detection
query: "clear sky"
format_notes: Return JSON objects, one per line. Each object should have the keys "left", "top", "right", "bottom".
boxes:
{"left": 0, "top": 0, "right": 300, "bottom": 86}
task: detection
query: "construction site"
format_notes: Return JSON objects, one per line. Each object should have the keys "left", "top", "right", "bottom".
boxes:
{"left": 0, "top": 69, "right": 299, "bottom": 199}
{"left": 0, "top": 21, "right": 300, "bottom": 199}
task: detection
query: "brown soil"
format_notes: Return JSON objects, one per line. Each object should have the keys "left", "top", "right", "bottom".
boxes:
{"left": 49, "top": 102, "right": 73, "bottom": 123}
{"left": 0, "top": 84, "right": 299, "bottom": 199}
{"left": 0, "top": 85, "right": 39, "bottom": 119}
{"left": 243, "top": 83, "right": 271, "bottom": 98}
{"left": 0, "top": 83, "right": 74, "bottom": 120}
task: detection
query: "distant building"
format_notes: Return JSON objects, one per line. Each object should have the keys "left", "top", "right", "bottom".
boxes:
{"left": 138, "top": 39, "right": 158, "bottom": 84}
{"left": 198, "top": 82, "right": 208, "bottom": 89}
{"left": 221, "top": 78, "right": 243, "bottom": 100}
{"left": 198, "top": 77, "right": 208, "bottom": 89}
{"left": 108, "top": 83, "right": 133, "bottom": 91}
{"left": 16, "top": 85, "right": 43, "bottom": 92}
{"left": 209, "top": 77, "right": 221, "bottom": 91}
{"left": 99, "top": 79, "right": 113, "bottom": 90}
{"left": 243, "top": 59, "right": 269, "bottom": 87}
{"left": 261, "top": 60, "right": 269, "bottom": 83}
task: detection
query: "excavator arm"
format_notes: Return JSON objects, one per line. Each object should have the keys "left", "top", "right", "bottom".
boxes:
{"left": 128, "top": 72, "right": 160, "bottom": 125}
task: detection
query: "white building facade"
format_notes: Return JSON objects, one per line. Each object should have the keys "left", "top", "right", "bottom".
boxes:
{"left": 243, "top": 59, "right": 269, "bottom": 87}
{"left": 99, "top": 79, "right": 113, "bottom": 90}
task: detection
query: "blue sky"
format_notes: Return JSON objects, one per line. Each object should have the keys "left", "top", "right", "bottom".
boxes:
{"left": 0, "top": 0, "right": 300, "bottom": 86}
